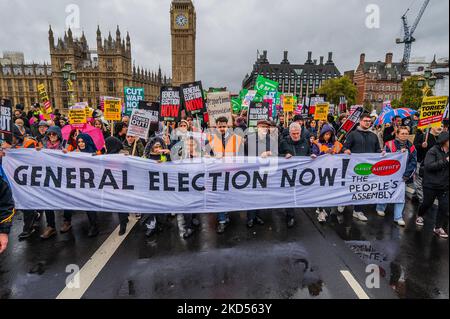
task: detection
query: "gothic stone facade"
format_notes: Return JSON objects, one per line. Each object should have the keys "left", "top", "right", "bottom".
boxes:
{"left": 0, "top": 26, "right": 170, "bottom": 112}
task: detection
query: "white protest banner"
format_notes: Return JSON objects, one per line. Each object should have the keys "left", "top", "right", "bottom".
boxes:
{"left": 206, "top": 91, "right": 232, "bottom": 127}
{"left": 4, "top": 149, "right": 407, "bottom": 214}
{"left": 127, "top": 109, "right": 153, "bottom": 140}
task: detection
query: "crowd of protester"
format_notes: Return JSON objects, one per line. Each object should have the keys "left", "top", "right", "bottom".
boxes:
{"left": 0, "top": 102, "right": 449, "bottom": 255}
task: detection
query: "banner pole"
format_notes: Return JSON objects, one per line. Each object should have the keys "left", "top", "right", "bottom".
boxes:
{"left": 132, "top": 139, "right": 137, "bottom": 157}
{"left": 424, "top": 126, "right": 430, "bottom": 144}
{"left": 111, "top": 121, "right": 114, "bottom": 137}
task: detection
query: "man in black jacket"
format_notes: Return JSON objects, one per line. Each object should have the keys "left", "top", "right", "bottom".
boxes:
{"left": 279, "top": 122, "right": 312, "bottom": 228}
{"left": 343, "top": 114, "right": 383, "bottom": 222}
{"left": 0, "top": 151, "right": 15, "bottom": 254}
{"left": 412, "top": 125, "right": 443, "bottom": 204}
{"left": 416, "top": 132, "right": 449, "bottom": 239}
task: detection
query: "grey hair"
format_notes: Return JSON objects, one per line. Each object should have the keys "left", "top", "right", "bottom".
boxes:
{"left": 289, "top": 122, "right": 301, "bottom": 132}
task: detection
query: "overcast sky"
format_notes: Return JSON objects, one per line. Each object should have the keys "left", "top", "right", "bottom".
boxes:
{"left": 0, "top": 0, "right": 448, "bottom": 92}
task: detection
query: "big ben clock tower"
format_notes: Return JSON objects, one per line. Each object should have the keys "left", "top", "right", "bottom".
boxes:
{"left": 171, "top": 0, "right": 196, "bottom": 87}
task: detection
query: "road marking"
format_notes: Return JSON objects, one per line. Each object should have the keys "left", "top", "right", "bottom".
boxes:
{"left": 56, "top": 215, "right": 138, "bottom": 299}
{"left": 340, "top": 270, "right": 370, "bottom": 299}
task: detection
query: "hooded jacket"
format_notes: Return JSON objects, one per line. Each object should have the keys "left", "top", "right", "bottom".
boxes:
{"left": 76, "top": 133, "right": 98, "bottom": 153}
{"left": 105, "top": 137, "right": 124, "bottom": 155}
{"left": 423, "top": 133, "right": 449, "bottom": 190}
{"left": 312, "top": 124, "right": 342, "bottom": 156}
{"left": 42, "top": 126, "right": 63, "bottom": 150}
{"left": 123, "top": 138, "right": 145, "bottom": 157}
{"left": 144, "top": 137, "right": 170, "bottom": 161}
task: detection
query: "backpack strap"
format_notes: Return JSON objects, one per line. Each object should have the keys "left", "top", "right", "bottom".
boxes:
{"left": 385, "top": 140, "right": 396, "bottom": 152}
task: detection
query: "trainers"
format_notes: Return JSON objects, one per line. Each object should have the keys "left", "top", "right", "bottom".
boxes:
{"left": 118, "top": 223, "right": 127, "bottom": 236}
{"left": 315, "top": 208, "right": 321, "bottom": 214}
{"left": 416, "top": 216, "right": 425, "bottom": 226}
{"left": 394, "top": 219, "right": 406, "bottom": 227}
{"left": 87, "top": 226, "right": 99, "bottom": 238}
{"left": 183, "top": 228, "right": 194, "bottom": 239}
{"left": 255, "top": 216, "right": 265, "bottom": 225}
{"left": 246, "top": 219, "right": 254, "bottom": 228}
{"left": 337, "top": 206, "right": 345, "bottom": 213}
{"left": 40, "top": 227, "right": 56, "bottom": 239}
{"left": 318, "top": 210, "right": 328, "bottom": 223}
{"left": 60, "top": 221, "right": 72, "bottom": 233}
{"left": 217, "top": 223, "right": 227, "bottom": 234}
{"left": 192, "top": 217, "right": 201, "bottom": 227}
{"left": 287, "top": 218, "right": 295, "bottom": 228}
{"left": 434, "top": 228, "right": 448, "bottom": 239}
{"left": 18, "top": 229, "right": 35, "bottom": 240}
{"left": 377, "top": 211, "right": 386, "bottom": 217}
{"left": 353, "top": 211, "right": 368, "bottom": 222}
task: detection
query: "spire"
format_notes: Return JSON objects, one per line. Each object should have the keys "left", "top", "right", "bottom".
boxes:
{"left": 48, "top": 25, "right": 54, "bottom": 49}
{"left": 126, "top": 31, "right": 131, "bottom": 52}
{"left": 158, "top": 65, "right": 162, "bottom": 82}
{"left": 116, "top": 25, "right": 121, "bottom": 41}
{"left": 96, "top": 25, "right": 102, "bottom": 50}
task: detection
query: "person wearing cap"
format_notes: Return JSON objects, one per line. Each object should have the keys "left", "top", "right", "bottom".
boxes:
{"left": 244, "top": 119, "right": 278, "bottom": 228}
{"left": 416, "top": 131, "right": 449, "bottom": 239}
{"left": 33, "top": 120, "right": 49, "bottom": 144}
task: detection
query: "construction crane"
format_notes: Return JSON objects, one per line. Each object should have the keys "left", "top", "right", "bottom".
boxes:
{"left": 396, "top": 0, "right": 431, "bottom": 67}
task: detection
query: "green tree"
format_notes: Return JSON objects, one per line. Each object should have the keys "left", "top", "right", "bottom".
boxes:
{"left": 398, "top": 76, "right": 429, "bottom": 110}
{"left": 391, "top": 99, "right": 401, "bottom": 109}
{"left": 317, "top": 76, "right": 357, "bottom": 107}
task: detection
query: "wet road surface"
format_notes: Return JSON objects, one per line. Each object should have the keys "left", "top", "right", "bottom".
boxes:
{"left": 0, "top": 197, "right": 447, "bottom": 299}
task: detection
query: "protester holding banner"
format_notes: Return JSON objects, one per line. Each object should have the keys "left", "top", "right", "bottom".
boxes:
{"left": 244, "top": 119, "right": 276, "bottom": 228}
{"left": 343, "top": 114, "right": 383, "bottom": 222}
{"left": 311, "top": 124, "right": 343, "bottom": 223}
{"left": 36, "top": 126, "right": 74, "bottom": 239}
{"left": 34, "top": 120, "right": 49, "bottom": 144}
{"left": 416, "top": 132, "right": 449, "bottom": 238}
{"left": 143, "top": 136, "right": 171, "bottom": 237}
{"left": 279, "top": 122, "right": 312, "bottom": 228}
{"left": 376, "top": 126, "right": 417, "bottom": 227}
{"left": 207, "top": 116, "right": 244, "bottom": 234}
{"left": 104, "top": 136, "right": 130, "bottom": 236}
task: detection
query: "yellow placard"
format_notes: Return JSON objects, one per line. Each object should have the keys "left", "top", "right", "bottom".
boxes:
{"left": 283, "top": 94, "right": 294, "bottom": 113}
{"left": 103, "top": 98, "right": 122, "bottom": 121}
{"left": 314, "top": 102, "right": 330, "bottom": 121}
{"left": 418, "top": 96, "right": 448, "bottom": 129}
{"left": 37, "top": 83, "right": 53, "bottom": 114}
{"left": 68, "top": 108, "right": 87, "bottom": 126}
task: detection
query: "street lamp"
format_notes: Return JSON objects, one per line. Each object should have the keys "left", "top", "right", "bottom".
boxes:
{"left": 61, "top": 61, "right": 77, "bottom": 106}
{"left": 417, "top": 69, "right": 436, "bottom": 96}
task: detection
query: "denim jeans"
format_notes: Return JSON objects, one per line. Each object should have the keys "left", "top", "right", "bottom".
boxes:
{"left": 376, "top": 203, "right": 405, "bottom": 221}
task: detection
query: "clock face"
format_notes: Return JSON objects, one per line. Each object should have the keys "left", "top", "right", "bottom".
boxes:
{"left": 176, "top": 14, "right": 188, "bottom": 27}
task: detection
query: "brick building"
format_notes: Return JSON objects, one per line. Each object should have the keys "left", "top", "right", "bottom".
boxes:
{"left": 353, "top": 53, "right": 410, "bottom": 111}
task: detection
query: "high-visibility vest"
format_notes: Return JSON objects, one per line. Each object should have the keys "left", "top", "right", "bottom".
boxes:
{"left": 207, "top": 134, "right": 243, "bottom": 157}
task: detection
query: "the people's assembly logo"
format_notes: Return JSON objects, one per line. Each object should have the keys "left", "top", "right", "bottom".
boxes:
{"left": 354, "top": 160, "right": 401, "bottom": 177}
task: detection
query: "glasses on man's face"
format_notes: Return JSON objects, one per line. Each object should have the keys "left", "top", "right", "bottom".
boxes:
{"left": 49, "top": 132, "right": 58, "bottom": 136}
{"left": 362, "top": 120, "right": 372, "bottom": 123}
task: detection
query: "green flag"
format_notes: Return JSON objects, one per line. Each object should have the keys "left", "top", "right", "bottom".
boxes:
{"left": 254, "top": 75, "right": 279, "bottom": 96}
{"left": 231, "top": 97, "right": 242, "bottom": 113}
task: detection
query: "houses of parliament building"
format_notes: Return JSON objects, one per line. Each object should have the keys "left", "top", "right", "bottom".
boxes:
{"left": 0, "top": 25, "right": 170, "bottom": 111}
